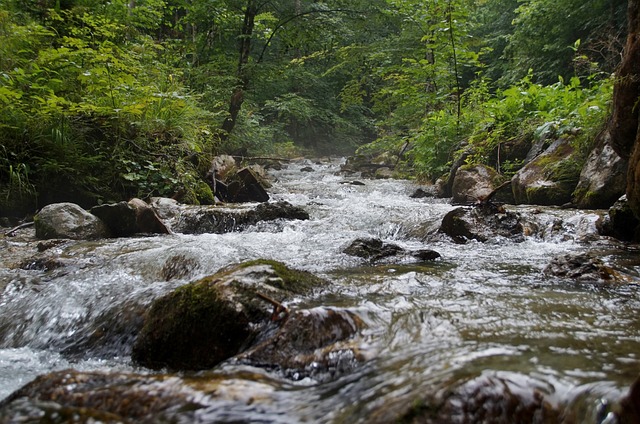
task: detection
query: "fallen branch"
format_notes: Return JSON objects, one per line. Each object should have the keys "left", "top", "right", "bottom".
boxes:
{"left": 480, "top": 180, "right": 512, "bottom": 204}
{"left": 4, "top": 221, "right": 34, "bottom": 237}
{"left": 255, "top": 292, "right": 289, "bottom": 322}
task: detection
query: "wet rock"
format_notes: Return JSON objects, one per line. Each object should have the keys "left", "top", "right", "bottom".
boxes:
{"left": 0, "top": 370, "right": 203, "bottom": 422}
{"left": 90, "top": 201, "right": 138, "bottom": 237}
{"left": 543, "top": 253, "right": 628, "bottom": 283}
{"left": 132, "top": 260, "right": 325, "bottom": 371}
{"left": 396, "top": 372, "right": 562, "bottom": 424}
{"left": 172, "top": 201, "right": 308, "bottom": 235}
{"left": 239, "top": 307, "right": 365, "bottom": 379}
{"left": 452, "top": 163, "right": 509, "bottom": 205}
{"left": 617, "top": 375, "right": 640, "bottom": 424}
{"left": 573, "top": 133, "right": 627, "bottom": 209}
{"left": 19, "top": 257, "right": 65, "bottom": 272}
{"left": 160, "top": 254, "right": 201, "bottom": 281}
{"left": 374, "top": 167, "right": 394, "bottom": 179}
{"left": 301, "top": 166, "right": 314, "bottom": 172}
{"left": 439, "top": 204, "right": 524, "bottom": 243}
{"left": 344, "top": 238, "right": 404, "bottom": 261}
{"left": 512, "top": 138, "right": 582, "bottom": 206}
{"left": 148, "top": 197, "right": 180, "bottom": 221}
{"left": 410, "top": 187, "right": 436, "bottom": 198}
{"left": 412, "top": 249, "right": 441, "bottom": 261}
{"left": 600, "top": 195, "right": 640, "bottom": 242}
{"left": 209, "top": 154, "right": 237, "bottom": 181}
{"left": 34, "top": 203, "right": 110, "bottom": 240}
{"left": 340, "top": 180, "right": 366, "bottom": 186}
{"left": 225, "top": 167, "right": 270, "bottom": 203}
{"left": 128, "top": 198, "right": 171, "bottom": 234}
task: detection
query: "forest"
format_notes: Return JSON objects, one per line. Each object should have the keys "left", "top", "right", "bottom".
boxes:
{"left": 0, "top": 0, "right": 629, "bottom": 216}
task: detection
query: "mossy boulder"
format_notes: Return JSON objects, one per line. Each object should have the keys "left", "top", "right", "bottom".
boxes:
{"left": 132, "top": 260, "right": 325, "bottom": 371}
{"left": 512, "top": 138, "right": 582, "bottom": 206}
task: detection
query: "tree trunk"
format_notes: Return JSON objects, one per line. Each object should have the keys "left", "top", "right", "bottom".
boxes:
{"left": 612, "top": 0, "right": 640, "bottom": 217}
{"left": 220, "top": 0, "right": 258, "bottom": 140}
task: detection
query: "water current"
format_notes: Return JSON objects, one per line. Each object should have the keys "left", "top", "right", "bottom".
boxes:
{"left": 0, "top": 157, "right": 638, "bottom": 422}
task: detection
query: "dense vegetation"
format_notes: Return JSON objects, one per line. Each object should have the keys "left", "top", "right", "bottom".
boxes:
{"left": 0, "top": 0, "right": 628, "bottom": 216}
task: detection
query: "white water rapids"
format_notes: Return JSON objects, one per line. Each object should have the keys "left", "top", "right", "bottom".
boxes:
{"left": 0, "top": 157, "right": 638, "bottom": 422}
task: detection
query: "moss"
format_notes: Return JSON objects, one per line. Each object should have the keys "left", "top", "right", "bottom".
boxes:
{"left": 234, "top": 259, "right": 326, "bottom": 294}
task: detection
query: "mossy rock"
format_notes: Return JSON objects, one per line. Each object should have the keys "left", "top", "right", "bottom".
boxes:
{"left": 132, "top": 260, "right": 325, "bottom": 371}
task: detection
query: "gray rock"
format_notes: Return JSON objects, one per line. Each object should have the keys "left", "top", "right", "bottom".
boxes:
{"left": 90, "top": 201, "right": 138, "bottom": 237}
{"left": 599, "top": 195, "right": 640, "bottom": 241}
{"left": 34, "top": 203, "right": 110, "bottom": 240}
{"left": 439, "top": 204, "right": 524, "bottom": 243}
{"left": 573, "top": 132, "right": 628, "bottom": 209}
{"left": 451, "top": 164, "right": 508, "bottom": 204}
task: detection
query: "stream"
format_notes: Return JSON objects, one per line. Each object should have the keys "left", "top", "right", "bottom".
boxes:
{"left": 0, "top": 157, "right": 639, "bottom": 422}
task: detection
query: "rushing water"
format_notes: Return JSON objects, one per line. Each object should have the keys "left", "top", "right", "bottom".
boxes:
{"left": 0, "top": 158, "right": 639, "bottom": 422}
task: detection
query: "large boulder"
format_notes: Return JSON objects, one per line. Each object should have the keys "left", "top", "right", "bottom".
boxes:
{"left": 439, "top": 204, "right": 524, "bottom": 243}
{"left": 573, "top": 133, "right": 628, "bottom": 209}
{"left": 89, "top": 201, "right": 138, "bottom": 237}
{"left": 131, "top": 260, "right": 325, "bottom": 371}
{"left": 34, "top": 203, "right": 110, "bottom": 240}
{"left": 512, "top": 138, "right": 582, "bottom": 206}
{"left": 451, "top": 164, "right": 510, "bottom": 204}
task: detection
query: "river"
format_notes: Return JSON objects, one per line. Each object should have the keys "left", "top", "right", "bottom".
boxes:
{"left": 0, "top": 157, "right": 638, "bottom": 422}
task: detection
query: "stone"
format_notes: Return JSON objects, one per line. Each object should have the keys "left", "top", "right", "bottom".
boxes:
{"left": 439, "top": 204, "right": 524, "bottom": 243}
{"left": 239, "top": 307, "right": 365, "bottom": 379}
{"left": 543, "top": 253, "right": 628, "bottom": 283}
{"left": 573, "top": 132, "right": 628, "bottom": 209}
{"left": 512, "top": 138, "right": 582, "bottom": 206}
{"left": 132, "top": 260, "right": 325, "bottom": 371}
{"left": 617, "top": 375, "right": 640, "bottom": 424}
{"left": 599, "top": 195, "right": 640, "bottom": 241}
{"left": 226, "top": 167, "right": 270, "bottom": 203}
{"left": 343, "top": 238, "right": 404, "bottom": 261}
{"left": 34, "top": 203, "right": 110, "bottom": 240}
{"left": 127, "top": 198, "right": 171, "bottom": 234}
{"left": 90, "top": 201, "right": 138, "bottom": 237}
{"left": 451, "top": 163, "right": 509, "bottom": 204}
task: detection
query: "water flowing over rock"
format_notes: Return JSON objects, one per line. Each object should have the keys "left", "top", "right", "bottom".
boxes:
{"left": 132, "top": 260, "right": 326, "bottom": 371}
{"left": 343, "top": 237, "right": 441, "bottom": 263}
{"left": 543, "top": 253, "right": 629, "bottom": 283}
{"left": 573, "top": 134, "right": 628, "bottom": 209}
{"left": 439, "top": 204, "right": 524, "bottom": 243}
{"left": 512, "top": 138, "right": 581, "bottom": 206}
{"left": 34, "top": 202, "right": 110, "bottom": 240}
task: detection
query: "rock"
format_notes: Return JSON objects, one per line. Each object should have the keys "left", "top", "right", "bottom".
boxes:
{"left": 132, "top": 260, "right": 325, "bottom": 371}
{"left": 543, "top": 253, "right": 628, "bottom": 283}
{"left": 439, "top": 148, "right": 472, "bottom": 198}
{"left": 239, "top": 307, "right": 365, "bottom": 379}
{"left": 172, "top": 201, "right": 309, "bottom": 235}
{"left": 0, "top": 370, "right": 202, "bottom": 422}
{"left": 451, "top": 164, "right": 509, "bottom": 204}
{"left": 512, "top": 138, "right": 582, "bottom": 206}
{"left": 148, "top": 197, "right": 181, "bottom": 221}
{"left": 209, "top": 154, "right": 237, "bottom": 181}
{"left": 439, "top": 204, "right": 524, "bottom": 243}
{"left": 374, "top": 167, "right": 394, "bottom": 179}
{"left": 343, "top": 238, "right": 405, "bottom": 261}
{"left": 225, "top": 167, "right": 270, "bottom": 203}
{"left": 394, "top": 372, "right": 562, "bottom": 424}
{"left": 617, "top": 375, "right": 640, "bottom": 424}
{"left": 127, "top": 198, "right": 171, "bottom": 234}
{"left": 600, "top": 195, "right": 640, "bottom": 241}
{"left": 90, "top": 201, "right": 138, "bottom": 237}
{"left": 573, "top": 132, "right": 628, "bottom": 209}
{"left": 412, "top": 249, "right": 441, "bottom": 261}
{"left": 34, "top": 203, "right": 110, "bottom": 240}
{"left": 410, "top": 187, "right": 436, "bottom": 198}
{"left": 300, "top": 166, "right": 314, "bottom": 172}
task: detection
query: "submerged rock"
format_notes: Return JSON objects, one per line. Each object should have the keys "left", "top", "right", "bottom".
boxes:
{"left": 439, "top": 204, "right": 524, "bottom": 243}
{"left": 132, "top": 260, "right": 325, "bottom": 371}
{"left": 543, "top": 253, "right": 628, "bottom": 283}
{"left": 239, "top": 307, "right": 365, "bottom": 379}
{"left": 394, "top": 372, "right": 563, "bottom": 424}
{"left": 34, "top": 202, "right": 110, "bottom": 240}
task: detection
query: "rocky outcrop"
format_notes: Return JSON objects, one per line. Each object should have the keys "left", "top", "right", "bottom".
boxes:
{"left": 131, "top": 260, "right": 327, "bottom": 371}
{"left": 439, "top": 204, "right": 524, "bottom": 243}
{"left": 34, "top": 203, "right": 110, "bottom": 240}
{"left": 512, "top": 138, "right": 582, "bottom": 206}
{"left": 573, "top": 133, "right": 628, "bottom": 209}
{"left": 451, "top": 164, "right": 510, "bottom": 204}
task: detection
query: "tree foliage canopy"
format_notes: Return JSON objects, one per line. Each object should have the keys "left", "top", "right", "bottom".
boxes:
{"left": 0, "top": 0, "right": 628, "bottom": 214}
